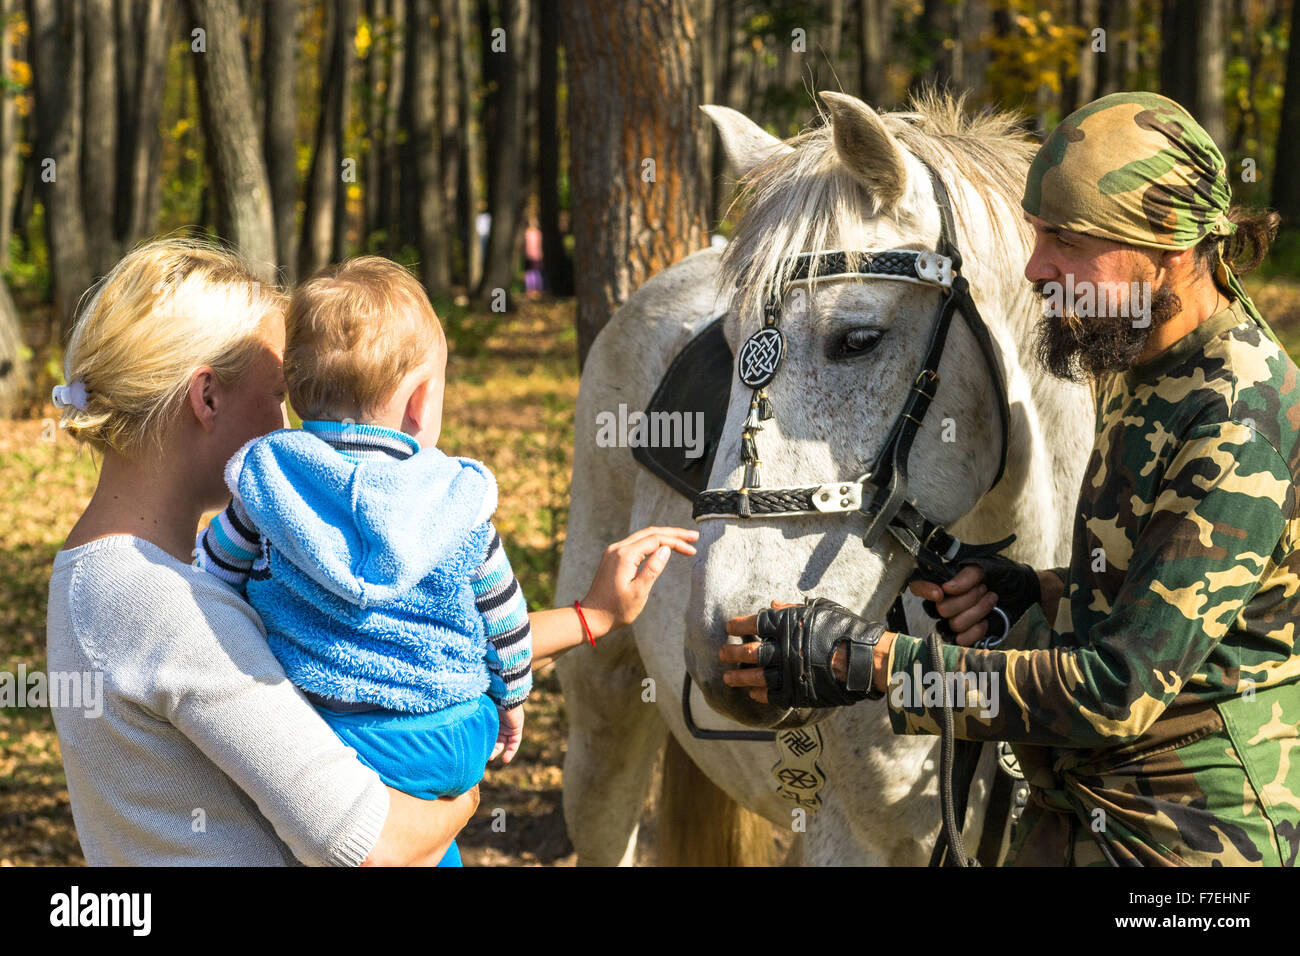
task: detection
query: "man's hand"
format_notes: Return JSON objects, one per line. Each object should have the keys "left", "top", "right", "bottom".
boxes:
{"left": 908, "top": 565, "right": 999, "bottom": 647}
{"left": 907, "top": 556, "right": 1043, "bottom": 647}
{"left": 719, "top": 599, "right": 892, "bottom": 707}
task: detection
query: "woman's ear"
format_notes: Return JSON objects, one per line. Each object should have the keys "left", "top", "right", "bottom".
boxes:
{"left": 186, "top": 366, "right": 220, "bottom": 433}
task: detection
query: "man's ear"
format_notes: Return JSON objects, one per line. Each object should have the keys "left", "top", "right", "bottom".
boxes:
{"left": 186, "top": 367, "right": 220, "bottom": 433}
{"left": 1159, "top": 245, "right": 1198, "bottom": 281}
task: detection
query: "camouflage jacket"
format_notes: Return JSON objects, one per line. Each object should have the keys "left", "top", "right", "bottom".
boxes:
{"left": 885, "top": 300, "right": 1300, "bottom": 866}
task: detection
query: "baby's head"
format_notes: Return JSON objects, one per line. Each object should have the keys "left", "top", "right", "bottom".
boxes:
{"left": 285, "top": 257, "right": 447, "bottom": 445}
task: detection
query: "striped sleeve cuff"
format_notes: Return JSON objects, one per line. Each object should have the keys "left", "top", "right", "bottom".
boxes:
{"left": 471, "top": 526, "right": 533, "bottom": 707}
{"left": 196, "top": 500, "right": 261, "bottom": 590}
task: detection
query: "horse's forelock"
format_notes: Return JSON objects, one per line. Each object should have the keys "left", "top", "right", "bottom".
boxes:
{"left": 719, "top": 91, "right": 1037, "bottom": 326}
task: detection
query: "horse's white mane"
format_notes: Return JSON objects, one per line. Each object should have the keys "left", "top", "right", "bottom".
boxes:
{"left": 719, "top": 90, "right": 1039, "bottom": 324}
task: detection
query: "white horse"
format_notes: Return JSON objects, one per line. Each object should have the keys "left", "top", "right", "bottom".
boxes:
{"left": 555, "top": 91, "right": 1093, "bottom": 866}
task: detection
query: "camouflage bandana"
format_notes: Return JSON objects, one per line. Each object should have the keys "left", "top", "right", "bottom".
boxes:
{"left": 1022, "top": 91, "right": 1280, "bottom": 347}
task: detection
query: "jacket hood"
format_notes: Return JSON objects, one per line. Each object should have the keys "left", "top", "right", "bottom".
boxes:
{"left": 225, "top": 429, "right": 496, "bottom": 608}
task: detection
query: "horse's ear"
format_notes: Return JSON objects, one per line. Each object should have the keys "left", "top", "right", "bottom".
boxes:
{"left": 700, "top": 105, "right": 793, "bottom": 179}
{"left": 818, "top": 91, "right": 908, "bottom": 207}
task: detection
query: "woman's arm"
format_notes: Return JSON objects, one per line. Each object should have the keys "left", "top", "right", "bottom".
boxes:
{"left": 364, "top": 786, "right": 480, "bottom": 866}
{"left": 530, "top": 526, "right": 698, "bottom": 669}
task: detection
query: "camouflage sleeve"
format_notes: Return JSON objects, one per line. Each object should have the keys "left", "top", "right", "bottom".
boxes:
{"left": 886, "top": 421, "right": 1292, "bottom": 745}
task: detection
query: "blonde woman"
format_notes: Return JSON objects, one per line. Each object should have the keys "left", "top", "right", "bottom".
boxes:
{"left": 46, "top": 238, "right": 695, "bottom": 865}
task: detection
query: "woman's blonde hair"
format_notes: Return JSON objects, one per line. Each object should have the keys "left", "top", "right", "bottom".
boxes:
{"left": 60, "top": 237, "right": 285, "bottom": 454}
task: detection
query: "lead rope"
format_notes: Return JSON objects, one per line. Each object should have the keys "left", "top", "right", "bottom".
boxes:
{"left": 926, "top": 631, "right": 978, "bottom": 867}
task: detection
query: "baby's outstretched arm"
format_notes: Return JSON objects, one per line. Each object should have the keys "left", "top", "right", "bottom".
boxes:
{"left": 471, "top": 524, "right": 533, "bottom": 763}
{"left": 530, "top": 526, "right": 699, "bottom": 669}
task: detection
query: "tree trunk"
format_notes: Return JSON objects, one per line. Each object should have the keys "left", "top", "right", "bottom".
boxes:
{"left": 263, "top": 0, "right": 299, "bottom": 282}
{"left": 116, "top": 0, "right": 172, "bottom": 250}
{"left": 0, "top": 274, "right": 28, "bottom": 416}
{"left": 910, "top": 0, "right": 953, "bottom": 95}
{"left": 1275, "top": 0, "right": 1300, "bottom": 232}
{"left": 363, "top": 0, "right": 385, "bottom": 242}
{"left": 438, "top": 0, "right": 461, "bottom": 283}
{"left": 380, "top": 0, "right": 407, "bottom": 255}
{"left": 562, "top": 0, "right": 708, "bottom": 366}
{"left": 1159, "top": 0, "right": 1226, "bottom": 146}
{"left": 81, "top": 0, "right": 118, "bottom": 277}
{"left": 26, "top": 0, "right": 92, "bottom": 340}
{"left": 476, "top": 0, "right": 530, "bottom": 303}
{"left": 331, "top": 0, "right": 358, "bottom": 262}
{"left": 536, "top": 0, "right": 572, "bottom": 295}
{"left": 857, "top": 0, "right": 887, "bottom": 105}
{"left": 299, "top": 0, "right": 348, "bottom": 277}
{"left": 187, "top": 0, "right": 277, "bottom": 279}
{"left": 456, "top": 0, "right": 482, "bottom": 289}
{"left": 404, "top": 0, "right": 450, "bottom": 292}
{"left": 0, "top": 0, "right": 16, "bottom": 270}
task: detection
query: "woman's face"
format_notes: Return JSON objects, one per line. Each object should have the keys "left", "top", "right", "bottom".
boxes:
{"left": 202, "top": 314, "right": 289, "bottom": 504}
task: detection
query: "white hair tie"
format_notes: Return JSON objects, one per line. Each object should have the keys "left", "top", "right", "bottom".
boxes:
{"left": 52, "top": 379, "right": 89, "bottom": 411}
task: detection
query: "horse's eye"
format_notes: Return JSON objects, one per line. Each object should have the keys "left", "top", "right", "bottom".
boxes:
{"left": 836, "top": 327, "right": 882, "bottom": 357}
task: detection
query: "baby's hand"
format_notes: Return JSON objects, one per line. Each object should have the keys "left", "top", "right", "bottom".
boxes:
{"left": 580, "top": 526, "right": 699, "bottom": 637}
{"left": 491, "top": 705, "right": 525, "bottom": 764}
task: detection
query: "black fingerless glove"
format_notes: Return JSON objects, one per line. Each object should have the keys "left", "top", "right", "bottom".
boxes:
{"left": 753, "top": 598, "right": 887, "bottom": 709}
{"left": 917, "top": 555, "right": 1041, "bottom": 634}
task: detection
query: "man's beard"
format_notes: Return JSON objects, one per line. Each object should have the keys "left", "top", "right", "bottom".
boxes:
{"left": 1031, "top": 280, "right": 1180, "bottom": 382}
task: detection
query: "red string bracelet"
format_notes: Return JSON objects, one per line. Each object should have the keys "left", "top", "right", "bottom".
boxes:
{"left": 573, "top": 600, "right": 596, "bottom": 647}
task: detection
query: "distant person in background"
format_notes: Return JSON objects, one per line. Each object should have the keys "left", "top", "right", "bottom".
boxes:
{"left": 524, "top": 219, "right": 544, "bottom": 297}
{"left": 476, "top": 212, "right": 492, "bottom": 264}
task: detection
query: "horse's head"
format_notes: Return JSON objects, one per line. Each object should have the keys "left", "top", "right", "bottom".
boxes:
{"left": 684, "top": 91, "right": 1040, "bottom": 729}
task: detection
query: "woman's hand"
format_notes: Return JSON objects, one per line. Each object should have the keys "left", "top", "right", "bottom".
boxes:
{"left": 579, "top": 526, "right": 699, "bottom": 638}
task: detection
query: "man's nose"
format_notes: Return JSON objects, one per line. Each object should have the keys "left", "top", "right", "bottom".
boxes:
{"left": 1023, "top": 240, "right": 1056, "bottom": 285}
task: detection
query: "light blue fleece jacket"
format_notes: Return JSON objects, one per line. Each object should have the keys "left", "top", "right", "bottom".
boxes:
{"left": 202, "top": 423, "right": 530, "bottom": 713}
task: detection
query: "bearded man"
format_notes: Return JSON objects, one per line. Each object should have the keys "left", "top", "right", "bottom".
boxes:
{"left": 723, "top": 91, "right": 1300, "bottom": 866}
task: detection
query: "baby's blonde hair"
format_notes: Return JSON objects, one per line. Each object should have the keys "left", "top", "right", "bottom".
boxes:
{"left": 61, "top": 237, "right": 285, "bottom": 454}
{"left": 284, "top": 256, "right": 445, "bottom": 420}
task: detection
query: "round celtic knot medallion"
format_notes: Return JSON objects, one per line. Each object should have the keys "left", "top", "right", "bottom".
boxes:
{"left": 737, "top": 327, "right": 784, "bottom": 388}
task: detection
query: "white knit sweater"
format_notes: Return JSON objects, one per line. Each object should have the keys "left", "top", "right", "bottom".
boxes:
{"left": 45, "top": 535, "right": 389, "bottom": 865}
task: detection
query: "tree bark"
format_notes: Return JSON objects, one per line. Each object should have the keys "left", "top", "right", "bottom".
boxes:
{"left": 0, "top": 0, "right": 16, "bottom": 270}
{"left": 404, "top": 0, "right": 450, "bottom": 292}
{"left": 187, "top": 0, "right": 277, "bottom": 280}
{"left": 536, "top": 0, "right": 572, "bottom": 295}
{"left": 1275, "top": 0, "right": 1300, "bottom": 232}
{"left": 438, "top": 0, "right": 460, "bottom": 283}
{"left": 330, "top": 0, "right": 358, "bottom": 263}
{"left": 300, "top": 1, "right": 341, "bottom": 277}
{"left": 26, "top": 0, "right": 92, "bottom": 340}
{"left": 562, "top": 0, "right": 708, "bottom": 367}
{"left": 81, "top": 0, "right": 118, "bottom": 277}
{"left": 456, "top": 0, "right": 482, "bottom": 289}
{"left": 857, "top": 0, "right": 887, "bottom": 106}
{"left": 263, "top": 0, "right": 299, "bottom": 282}
{"left": 116, "top": 0, "right": 172, "bottom": 250}
{"left": 0, "top": 274, "right": 28, "bottom": 417}
{"left": 476, "top": 0, "right": 530, "bottom": 303}
{"left": 1159, "top": 0, "right": 1227, "bottom": 147}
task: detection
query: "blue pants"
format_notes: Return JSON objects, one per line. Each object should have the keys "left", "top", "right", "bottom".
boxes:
{"left": 317, "top": 694, "right": 499, "bottom": 866}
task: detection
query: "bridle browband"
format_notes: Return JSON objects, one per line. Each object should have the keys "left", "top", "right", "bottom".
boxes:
{"left": 690, "top": 160, "right": 1016, "bottom": 587}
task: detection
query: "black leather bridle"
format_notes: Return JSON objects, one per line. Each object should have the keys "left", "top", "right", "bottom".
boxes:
{"left": 683, "top": 160, "right": 1017, "bottom": 739}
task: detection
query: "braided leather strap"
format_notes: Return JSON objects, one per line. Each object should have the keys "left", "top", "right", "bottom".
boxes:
{"left": 693, "top": 486, "right": 821, "bottom": 519}
{"left": 753, "top": 598, "right": 887, "bottom": 709}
